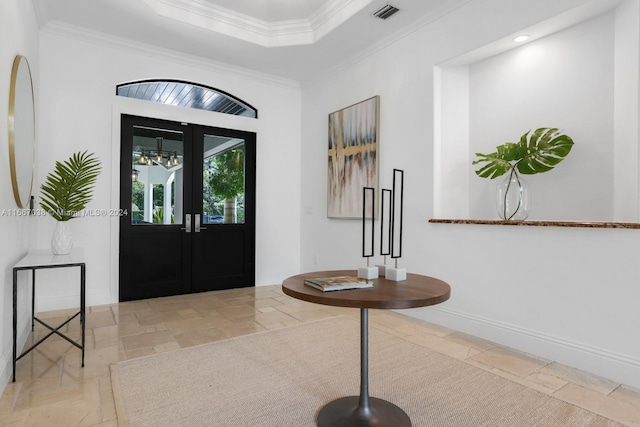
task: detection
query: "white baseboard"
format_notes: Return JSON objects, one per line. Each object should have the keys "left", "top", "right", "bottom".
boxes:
{"left": 403, "top": 306, "right": 640, "bottom": 390}
{"left": 36, "top": 291, "right": 113, "bottom": 313}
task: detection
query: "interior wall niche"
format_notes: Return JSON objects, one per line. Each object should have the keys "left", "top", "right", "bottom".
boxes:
{"left": 433, "top": 0, "right": 639, "bottom": 222}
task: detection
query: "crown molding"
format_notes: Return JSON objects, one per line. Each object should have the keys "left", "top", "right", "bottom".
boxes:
{"left": 140, "top": 0, "right": 372, "bottom": 47}
{"left": 309, "top": 0, "right": 374, "bottom": 42}
{"left": 40, "top": 21, "right": 301, "bottom": 90}
{"left": 32, "top": 0, "right": 48, "bottom": 30}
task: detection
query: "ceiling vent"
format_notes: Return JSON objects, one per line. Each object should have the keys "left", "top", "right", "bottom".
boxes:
{"left": 373, "top": 4, "right": 400, "bottom": 20}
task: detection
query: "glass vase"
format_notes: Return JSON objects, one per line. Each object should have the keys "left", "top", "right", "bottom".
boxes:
{"left": 497, "top": 168, "right": 530, "bottom": 220}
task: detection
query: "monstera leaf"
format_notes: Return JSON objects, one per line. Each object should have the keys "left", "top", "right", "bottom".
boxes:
{"left": 473, "top": 128, "right": 574, "bottom": 179}
{"left": 40, "top": 151, "right": 102, "bottom": 221}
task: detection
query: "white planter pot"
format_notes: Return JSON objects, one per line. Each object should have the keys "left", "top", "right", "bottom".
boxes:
{"left": 51, "top": 221, "right": 73, "bottom": 255}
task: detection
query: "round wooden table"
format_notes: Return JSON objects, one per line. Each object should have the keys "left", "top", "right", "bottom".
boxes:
{"left": 282, "top": 270, "right": 451, "bottom": 427}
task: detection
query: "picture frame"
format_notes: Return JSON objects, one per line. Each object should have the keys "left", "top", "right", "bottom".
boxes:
{"left": 327, "top": 96, "right": 380, "bottom": 219}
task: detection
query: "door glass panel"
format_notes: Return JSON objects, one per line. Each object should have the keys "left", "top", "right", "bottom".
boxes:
{"left": 132, "top": 126, "right": 183, "bottom": 225}
{"left": 203, "top": 135, "right": 245, "bottom": 225}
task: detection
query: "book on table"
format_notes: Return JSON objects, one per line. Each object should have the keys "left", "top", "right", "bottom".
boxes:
{"left": 304, "top": 276, "right": 373, "bottom": 292}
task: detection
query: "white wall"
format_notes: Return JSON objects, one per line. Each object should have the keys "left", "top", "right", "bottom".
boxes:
{"left": 0, "top": 0, "right": 40, "bottom": 390}
{"left": 33, "top": 24, "right": 303, "bottom": 310}
{"left": 433, "top": 66, "right": 469, "bottom": 218}
{"left": 301, "top": 0, "right": 640, "bottom": 388}
{"left": 614, "top": 0, "right": 640, "bottom": 221}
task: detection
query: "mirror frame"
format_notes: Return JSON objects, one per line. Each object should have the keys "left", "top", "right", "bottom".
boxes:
{"left": 8, "top": 55, "right": 36, "bottom": 209}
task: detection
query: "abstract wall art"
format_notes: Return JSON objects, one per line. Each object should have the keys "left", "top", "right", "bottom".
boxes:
{"left": 327, "top": 96, "right": 379, "bottom": 218}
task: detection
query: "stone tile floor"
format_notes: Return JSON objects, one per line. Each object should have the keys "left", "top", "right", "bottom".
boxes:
{"left": 0, "top": 285, "right": 638, "bottom": 426}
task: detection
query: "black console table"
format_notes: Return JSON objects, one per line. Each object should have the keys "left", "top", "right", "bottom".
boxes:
{"left": 12, "top": 249, "right": 86, "bottom": 382}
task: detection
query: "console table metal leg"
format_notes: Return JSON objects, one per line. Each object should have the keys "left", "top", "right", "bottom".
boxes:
{"left": 81, "top": 264, "right": 85, "bottom": 367}
{"left": 31, "top": 269, "right": 35, "bottom": 332}
{"left": 12, "top": 268, "right": 17, "bottom": 383}
{"left": 317, "top": 308, "right": 411, "bottom": 426}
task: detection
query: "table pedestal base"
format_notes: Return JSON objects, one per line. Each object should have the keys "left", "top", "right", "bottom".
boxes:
{"left": 317, "top": 396, "right": 411, "bottom": 427}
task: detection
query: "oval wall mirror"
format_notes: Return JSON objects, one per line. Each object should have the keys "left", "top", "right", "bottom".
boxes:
{"left": 8, "top": 55, "right": 35, "bottom": 209}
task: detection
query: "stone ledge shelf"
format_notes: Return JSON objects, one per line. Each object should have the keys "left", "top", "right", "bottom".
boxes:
{"left": 429, "top": 219, "right": 640, "bottom": 229}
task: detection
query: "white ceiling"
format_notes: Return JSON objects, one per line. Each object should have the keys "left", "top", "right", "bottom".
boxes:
{"left": 33, "top": 0, "right": 467, "bottom": 83}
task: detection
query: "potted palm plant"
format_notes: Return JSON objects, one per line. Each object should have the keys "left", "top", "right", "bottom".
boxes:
{"left": 40, "top": 151, "right": 101, "bottom": 254}
{"left": 473, "top": 127, "right": 574, "bottom": 220}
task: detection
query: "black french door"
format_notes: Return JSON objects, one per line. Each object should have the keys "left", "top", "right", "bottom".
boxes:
{"left": 119, "top": 115, "right": 256, "bottom": 301}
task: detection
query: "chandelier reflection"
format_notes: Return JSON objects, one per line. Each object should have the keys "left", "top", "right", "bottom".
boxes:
{"left": 139, "top": 137, "right": 179, "bottom": 167}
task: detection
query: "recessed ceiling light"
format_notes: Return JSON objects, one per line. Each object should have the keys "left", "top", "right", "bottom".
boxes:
{"left": 513, "top": 34, "right": 531, "bottom": 43}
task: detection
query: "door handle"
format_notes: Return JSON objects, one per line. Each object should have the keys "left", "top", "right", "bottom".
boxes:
{"left": 180, "top": 214, "right": 192, "bottom": 232}
{"left": 195, "top": 214, "right": 207, "bottom": 232}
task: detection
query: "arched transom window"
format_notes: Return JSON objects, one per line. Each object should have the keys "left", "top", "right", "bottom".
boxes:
{"left": 116, "top": 80, "right": 257, "bottom": 118}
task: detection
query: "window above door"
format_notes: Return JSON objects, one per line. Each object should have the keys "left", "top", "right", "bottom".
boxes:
{"left": 116, "top": 80, "right": 258, "bottom": 118}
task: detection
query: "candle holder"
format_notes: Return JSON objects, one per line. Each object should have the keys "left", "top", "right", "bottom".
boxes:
{"left": 376, "top": 188, "right": 393, "bottom": 276}
{"left": 385, "top": 169, "right": 406, "bottom": 282}
{"left": 358, "top": 187, "right": 378, "bottom": 280}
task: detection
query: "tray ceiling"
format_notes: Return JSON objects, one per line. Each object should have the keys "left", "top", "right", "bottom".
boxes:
{"left": 33, "top": 0, "right": 468, "bottom": 82}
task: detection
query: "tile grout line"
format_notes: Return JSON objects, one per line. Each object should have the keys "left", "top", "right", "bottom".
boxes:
{"left": 96, "top": 377, "right": 103, "bottom": 423}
